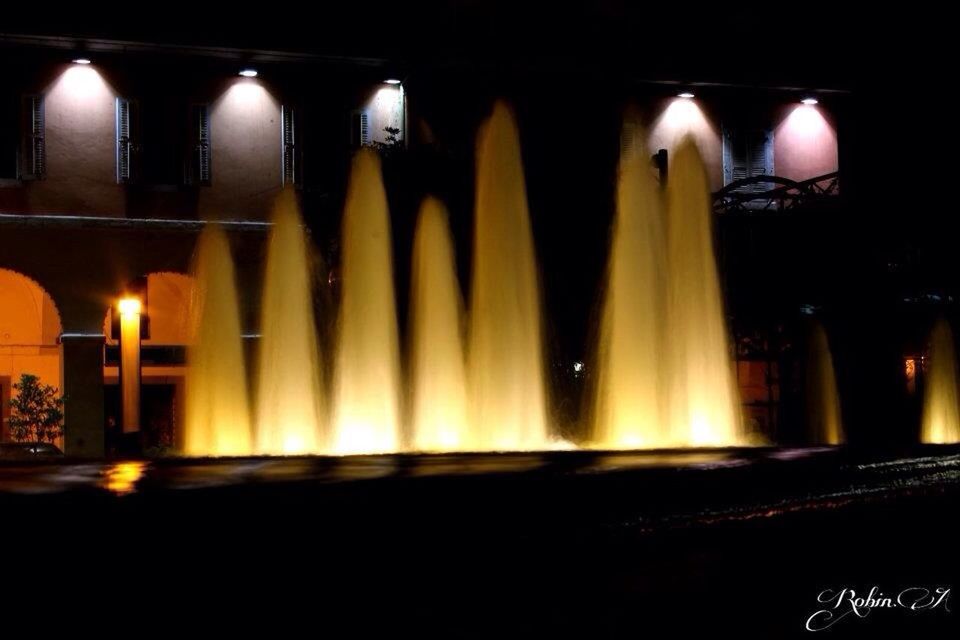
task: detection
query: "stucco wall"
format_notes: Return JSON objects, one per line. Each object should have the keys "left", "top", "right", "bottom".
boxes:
{"left": 774, "top": 104, "right": 839, "bottom": 182}
{"left": 198, "top": 79, "right": 283, "bottom": 221}
{"left": 23, "top": 65, "right": 125, "bottom": 216}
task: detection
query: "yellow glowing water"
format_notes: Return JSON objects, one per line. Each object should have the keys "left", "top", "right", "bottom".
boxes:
{"left": 255, "top": 189, "right": 326, "bottom": 455}
{"left": 409, "top": 197, "right": 470, "bottom": 451}
{"left": 664, "top": 138, "right": 743, "bottom": 446}
{"left": 921, "top": 318, "right": 960, "bottom": 443}
{"left": 592, "top": 133, "right": 668, "bottom": 448}
{"left": 184, "top": 226, "right": 253, "bottom": 456}
{"left": 102, "top": 461, "right": 147, "bottom": 495}
{"left": 467, "top": 102, "right": 549, "bottom": 450}
{"left": 332, "top": 149, "right": 402, "bottom": 454}
{"left": 806, "top": 322, "right": 844, "bottom": 445}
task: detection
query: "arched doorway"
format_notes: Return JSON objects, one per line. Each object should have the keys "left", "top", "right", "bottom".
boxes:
{"left": 0, "top": 268, "right": 63, "bottom": 444}
{"left": 102, "top": 272, "right": 194, "bottom": 453}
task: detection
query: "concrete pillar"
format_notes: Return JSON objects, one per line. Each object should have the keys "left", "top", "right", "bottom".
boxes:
{"left": 59, "top": 333, "right": 106, "bottom": 457}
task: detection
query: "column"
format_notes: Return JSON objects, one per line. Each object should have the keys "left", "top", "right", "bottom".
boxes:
{"left": 59, "top": 333, "right": 106, "bottom": 457}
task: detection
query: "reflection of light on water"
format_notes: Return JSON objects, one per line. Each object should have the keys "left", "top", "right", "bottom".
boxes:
{"left": 103, "top": 462, "right": 147, "bottom": 495}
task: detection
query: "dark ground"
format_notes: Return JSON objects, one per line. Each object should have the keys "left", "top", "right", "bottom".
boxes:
{"left": 2, "top": 447, "right": 958, "bottom": 637}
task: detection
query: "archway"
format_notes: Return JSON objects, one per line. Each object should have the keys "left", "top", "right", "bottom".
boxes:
{"left": 0, "top": 268, "right": 63, "bottom": 443}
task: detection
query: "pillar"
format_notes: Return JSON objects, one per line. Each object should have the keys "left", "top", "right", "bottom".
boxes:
{"left": 59, "top": 333, "right": 106, "bottom": 457}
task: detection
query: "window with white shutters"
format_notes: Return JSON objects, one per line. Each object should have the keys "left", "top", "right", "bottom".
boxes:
{"left": 20, "top": 94, "right": 45, "bottom": 180}
{"left": 351, "top": 111, "right": 370, "bottom": 149}
{"left": 190, "top": 104, "right": 211, "bottom": 186}
{"left": 722, "top": 126, "right": 774, "bottom": 192}
{"left": 115, "top": 97, "right": 138, "bottom": 183}
{"left": 281, "top": 104, "right": 296, "bottom": 185}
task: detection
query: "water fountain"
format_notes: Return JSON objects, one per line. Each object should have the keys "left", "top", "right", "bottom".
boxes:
{"left": 179, "top": 108, "right": 754, "bottom": 457}
{"left": 255, "top": 189, "right": 326, "bottom": 454}
{"left": 592, "top": 135, "right": 668, "bottom": 448}
{"left": 331, "top": 149, "right": 403, "bottom": 454}
{"left": 664, "top": 138, "right": 743, "bottom": 446}
{"left": 921, "top": 318, "right": 960, "bottom": 443}
{"left": 467, "top": 102, "right": 550, "bottom": 450}
{"left": 805, "top": 321, "right": 844, "bottom": 444}
{"left": 409, "top": 196, "right": 470, "bottom": 451}
{"left": 184, "top": 226, "right": 253, "bottom": 456}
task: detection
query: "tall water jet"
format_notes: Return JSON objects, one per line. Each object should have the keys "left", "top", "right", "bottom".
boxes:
{"left": 805, "top": 321, "right": 844, "bottom": 445}
{"left": 255, "top": 189, "right": 325, "bottom": 455}
{"left": 921, "top": 318, "right": 960, "bottom": 443}
{"left": 332, "top": 149, "right": 402, "bottom": 454}
{"left": 409, "top": 197, "right": 470, "bottom": 451}
{"left": 592, "top": 132, "right": 667, "bottom": 448}
{"left": 184, "top": 226, "right": 252, "bottom": 456}
{"left": 467, "top": 102, "right": 549, "bottom": 450}
{"left": 665, "top": 138, "right": 743, "bottom": 446}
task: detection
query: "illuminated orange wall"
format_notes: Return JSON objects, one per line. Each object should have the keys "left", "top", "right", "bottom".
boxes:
{"left": 0, "top": 269, "right": 62, "bottom": 441}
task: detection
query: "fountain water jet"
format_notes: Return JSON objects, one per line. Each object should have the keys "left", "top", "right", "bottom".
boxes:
{"left": 921, "top": 318, "right": 960, "bottom": 443}
{"left": 805, "top": 321, "right": 844, "bottom": 445}
{"left": 332, "top": 149, "right": 402, "bottom": 454}
{"left": 665, "top": 138, "right": 743, "bottom": 446}
{"left": 592, "top": 133, "right": 668, "bottom": 448}
{"left": 255, "top": 189, "right": 326, "bottom": 454}
{"left": 467, "top": 102, "right": 550, "bottom": 450}
{"left": 409, "top": 197, "right": 470, "bottom": 451}
{"left": 184, "top": 226, "right": 253, "bottom": 456}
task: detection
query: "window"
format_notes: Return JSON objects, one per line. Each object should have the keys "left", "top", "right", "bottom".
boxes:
{"left": 351, "top": 110, "right": 370, "bottom": 149}
{"left": 19, "top": 94, "right": 45, "bottom": 181}
{"left": 722, "top": 125, "right": 773, "bottom": 190}
{"left": 281, "top": 104, "right": 297, "bottom": 185}
{"left": 188, "top": 104, "right": 211, "bottom": 186}
{"left": 116, "top": 97, "right": 208, "bottom": 187}
{"left": 115, "top": 97, "right": 139, "bottom": 183}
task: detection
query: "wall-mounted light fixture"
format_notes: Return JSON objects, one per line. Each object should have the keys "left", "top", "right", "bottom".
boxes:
{"left": 677, "top": 92, "right": 695, "bottom": 99}
{"left": 239, "top": 68, "right": 259, "bottom": 78}
{"left": 72, "top": 58, "right": 92, "bottom": 65}
{"left": 801, "top": 97, "right": 819, "bottom": 105}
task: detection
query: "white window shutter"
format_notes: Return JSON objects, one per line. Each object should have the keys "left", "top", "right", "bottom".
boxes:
{"left": 281, "top": 105, "right": 296, "bottom": 185}
{"left": 20, "top": 94, "right": 45, "bottom": 180}
{"left": 192, "top": 104, "right": 211, "bottom": 185}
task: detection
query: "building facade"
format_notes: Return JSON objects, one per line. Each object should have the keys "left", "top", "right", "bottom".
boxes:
{"left": 1, "top": 37, "right": 844, "bottom": 455}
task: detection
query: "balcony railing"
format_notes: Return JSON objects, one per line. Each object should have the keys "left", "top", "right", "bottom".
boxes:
{"left": 713, "top": 171, "right": 840, "bottom": 213}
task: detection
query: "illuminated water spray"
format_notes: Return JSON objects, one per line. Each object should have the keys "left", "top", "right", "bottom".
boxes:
{"left": 409, "top": 197, "right": 470, "bottom": 451}
{"left": 184, "top": 226, "right": 252, "bottom": 456}
{"left": 805, "top": 321, "right": 844, "bottom": 445}
{"left": 332, "top": 149, "right": 402, "bottom": 454}
{"left": 593, "top": 132, "right": 668, "bottom": 448}
{"left": 921, "top": 318, "right": 960, "bottom": 443}
{"left": 665, "top": 138, "right": 743, "bottom": 446}
{"left": 467, "top": 102, "right": 550, "bottom": 450}
{"left": 255, "top": 189, "right": 325, "bottom": 454}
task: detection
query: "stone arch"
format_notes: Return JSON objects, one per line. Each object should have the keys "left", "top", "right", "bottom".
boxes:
{"left": 0, "top": 268, "right": 64, "bottom": 443}
{"left": 102, "top": 271, "right": 196, "bottom": 346}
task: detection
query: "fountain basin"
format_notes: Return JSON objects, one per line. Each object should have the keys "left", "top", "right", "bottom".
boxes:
{"left": 3, "top": 446, "right": 957, "bottom": 636}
